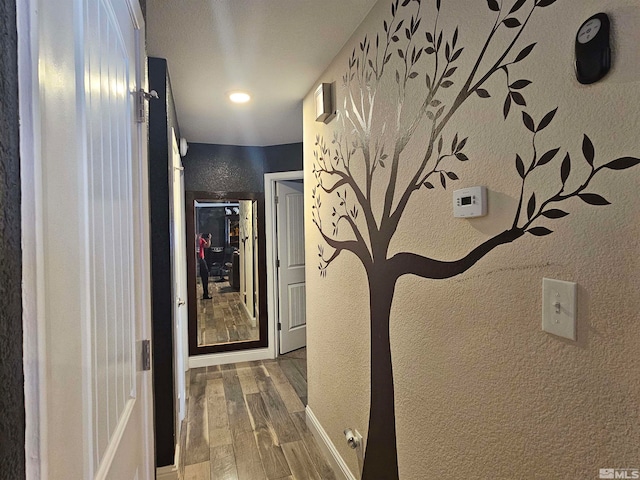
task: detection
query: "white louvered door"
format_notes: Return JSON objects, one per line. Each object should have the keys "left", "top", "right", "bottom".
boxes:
{"left": 277, "top": 180, "right": 307, "bottom": 354}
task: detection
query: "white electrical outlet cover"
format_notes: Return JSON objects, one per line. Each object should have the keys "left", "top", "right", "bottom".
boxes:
{"left": 542, "top": 278, "right": 577, "bottom": 340}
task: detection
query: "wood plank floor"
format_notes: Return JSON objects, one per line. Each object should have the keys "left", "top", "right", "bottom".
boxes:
{"left": 197, "top": 280, "right": 259, "bottom": 346}
{"left": 181, "top": 349, "right": 336, "bottom": 480}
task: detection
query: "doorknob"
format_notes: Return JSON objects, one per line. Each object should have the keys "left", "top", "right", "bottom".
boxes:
{"left": 178, "top": 298, "right": 186, "bottom": 306}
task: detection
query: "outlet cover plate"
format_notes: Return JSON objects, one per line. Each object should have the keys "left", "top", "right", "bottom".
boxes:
{"left": 542, "top": 278, "right": 577, "bottom": 340}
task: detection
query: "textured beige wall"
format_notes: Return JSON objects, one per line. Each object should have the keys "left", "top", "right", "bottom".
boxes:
{"left": 303, "top": 0, "right": 640, "bottom": 478}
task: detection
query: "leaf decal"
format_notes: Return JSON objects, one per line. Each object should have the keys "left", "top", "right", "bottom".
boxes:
{"left": 426, "top": 31, "right": 433, "bottom": 43}
{"left": 511, "top": 91, "right": 526, "bottom": 106}
{"left": 408, "top": 72, "right": 419, "bottom": 79}
{"left": 457, "top": 137, "right": 467, "bottom": 152}
{"left": 516, "top": 154, "right": 525, "bottom": 178}
{"left": 514, "top": 43, "right": 536, "bottom": 63}
{"left": 503, "top": 94, "right": 512, "bottom": 119}
{"left": 527, "top": 192, "right": 536, "bottom": 220}
{"left": 438, "top": 136, "right": 443, "bottom": 153}
{"left": 444, "top": 67, "right": 457, "bottom": 78}
{"left": 537, "top": 107, "right": 558, "bottom": 131}
{"left": 476, "top": 88, "right": 491, "bottom": 98}
{"left": 528, "top": 227, "right": 553, "bottom": 236}
{"left": 536, "top": 0, "right": 557, "bottom": 6}
{"left": 440, "top": 172, "right": 447, "bottom": 188}
{"left": 451, "top": 48, "right": 464, "bottom": 62}
{"left": 441, "top": 80, "right": 454, "bottom": 88}
{"left": 542, "top": 209, "right": 569, "bottom": 219}
{"left": 582, "top": 135, "right": 595, "bottom": 166}
{"left": 487, "top": 0, "right": 500, "bottom": 11}
{"left": 537, "top": 147, "right": 560, "bottom": 166}
{"left": 456, "top": 153, "right": 469, "bottom": 161}
{"left": 560, "top": 153, "right": 571, "bottom": 184}
{"left": 510, "top": 79, "right": 532, "bottom": 89}
{"left": 522, "top": 112, "right": 535, "bottom": 132}
{"left": 509, "top": 0, "right": 527, "bottom": 14}
{"left": 437, "top": 0, "right": 441, "bottom": 10}
{"left": 579, "top": 193, "right": 610, "bottom": 206}
{"left": 603, "top": 157, "right": 640, "bottom": 170}
{"left": 503, "top": 18, "right": 522, "bottom": 28}
{"left": 446, "top": 171, "right": 459, "bottom": 180}
{"left": 451, "top": 133, "right": 458, "bottom": 152}
{"left": 424, "top": 181, "right": 435, "bottom": 189}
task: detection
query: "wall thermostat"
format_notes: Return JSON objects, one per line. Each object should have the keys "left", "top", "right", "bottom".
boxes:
{"left": 575, "top": 13, "right": 611, "bottom": 84}
{"left": 453, "top": 186, "right": 487, "bottom": 218}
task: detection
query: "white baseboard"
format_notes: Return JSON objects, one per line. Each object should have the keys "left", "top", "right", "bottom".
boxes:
{"left": 156, "top": 464, "right": 179, "bottom": 480}
{"left": 240, "top": 301, "right": 257, "bottom": 328}
{"left": 188, "top": 347, "right": 273, "bottom": 368}
{"left": 305, "top": 406, "right": 357, "bottom": 480}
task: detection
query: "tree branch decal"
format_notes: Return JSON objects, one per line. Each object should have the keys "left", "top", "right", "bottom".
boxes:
{"left": 311, "top": 1, "right": 640, "bottom": 478}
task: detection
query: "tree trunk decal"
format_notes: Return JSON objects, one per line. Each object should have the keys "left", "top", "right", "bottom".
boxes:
{"left": 311, "top": 1, "right": 639, "bottom": 479}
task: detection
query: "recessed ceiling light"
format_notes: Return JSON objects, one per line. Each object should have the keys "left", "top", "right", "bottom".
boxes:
{"left": 228, "top": 91, "right": 251, "bottom": 104}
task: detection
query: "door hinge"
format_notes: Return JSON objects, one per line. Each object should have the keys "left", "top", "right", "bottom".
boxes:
{"left": 274, "top": 195, "right": 279, "bottom": 204}
{"left": 134, "top": 89, "right": 159, "bottom": 123}
{"left": 276, "top": 259, "right": 280, "bottom": 268}
{"left": 142, "top": 339, "right": 151, "bottom": 371}
{"left": 278, "top": 323, "right": 282, "bottom": 331}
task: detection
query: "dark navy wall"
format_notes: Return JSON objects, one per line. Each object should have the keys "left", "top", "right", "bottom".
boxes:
{"left": 183, "top": 143, "right": 266, "bottom": 193}
{"left": 0, "top": 0, "right": 25, "bottom": 478}
{"left": 148, "top": 57, "right": 180, "bottom": 468}
{"left": 264, "top": 143, "right": 304, "bottom": 173}
{"left": 183, "top": 142, "right": 302, "bottom": 193}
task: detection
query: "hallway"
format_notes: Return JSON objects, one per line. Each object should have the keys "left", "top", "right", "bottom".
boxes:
{"left": 182, "top": 350, "right": 336, "bottom": 480}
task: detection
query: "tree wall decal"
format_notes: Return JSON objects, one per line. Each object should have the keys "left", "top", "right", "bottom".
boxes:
{"left": 310, "top": 0, "right": 639, "bottom": 478}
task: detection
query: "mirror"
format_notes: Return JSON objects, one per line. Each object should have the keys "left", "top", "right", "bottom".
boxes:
{"left": 186, "top": 191, "right": 268, "bottom": 355}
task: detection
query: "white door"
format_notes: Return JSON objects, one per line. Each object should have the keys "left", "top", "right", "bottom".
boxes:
{"left": 27, "top": 0, "right": 153, "bottom": 478}
{"left": 170, "top": 132, "right": 188, "bottom": 434}
{"left": 277, "top": 180, "right": 307, "bottom": 354}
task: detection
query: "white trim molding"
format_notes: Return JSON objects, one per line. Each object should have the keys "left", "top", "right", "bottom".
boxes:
{"left": 305, "top": 406, "right": 357, "bottom": 480}
{"left": 188, "top": 347, "right": 272, "bottom": 369}
{"left": 156, "top": 464, "right": 179, "bottom": 480}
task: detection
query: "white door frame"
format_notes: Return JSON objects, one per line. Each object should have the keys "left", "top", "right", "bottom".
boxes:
{"left": 169, "top": 129, "right": 187, "bottom": 463}
{"left": 264, "top": 170, "right": 304, "bottom": 358}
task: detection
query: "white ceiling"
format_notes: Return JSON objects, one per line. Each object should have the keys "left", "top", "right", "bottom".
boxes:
{"left": 147, "top": 0, "right": 378, "bottom": 147}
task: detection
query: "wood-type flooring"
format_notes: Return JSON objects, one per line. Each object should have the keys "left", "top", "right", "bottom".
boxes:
{"left": 197, "top": 279, "right": 259, "bottom": 346}
{"left": 181, "top": 349, "right": 336, "bottom": 480}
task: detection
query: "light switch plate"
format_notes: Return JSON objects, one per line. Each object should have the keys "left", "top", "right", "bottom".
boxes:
{"left": 542, "top": 278, "right": 577, "bottom": 340}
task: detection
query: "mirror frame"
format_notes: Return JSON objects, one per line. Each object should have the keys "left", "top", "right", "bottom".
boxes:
{"left": 186, "top": 190, "right": 268, "bottom": 355}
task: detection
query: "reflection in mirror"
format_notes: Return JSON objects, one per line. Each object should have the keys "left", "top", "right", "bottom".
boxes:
{"left": 195, "top": 200, "right": 260, "bottom": 346}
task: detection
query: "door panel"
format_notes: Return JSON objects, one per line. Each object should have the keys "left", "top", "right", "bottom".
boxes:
{"left": 36, "top": 0, "right": 152, "bottom": 477}
{"left": 85, "top": 0, "right": 151, "bottom": 478}
{"left": 277, "top": 180, "right": 306, "bottom": 354}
